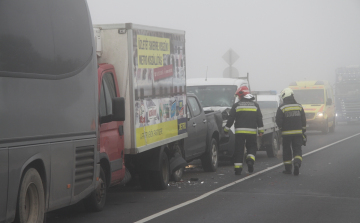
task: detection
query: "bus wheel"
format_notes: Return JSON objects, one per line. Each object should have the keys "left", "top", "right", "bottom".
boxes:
{"left": 84, "top": 167, "right": 106, "bottom": 212}
{"left": 16, "top": 168, "right": 45, "bottom": 223}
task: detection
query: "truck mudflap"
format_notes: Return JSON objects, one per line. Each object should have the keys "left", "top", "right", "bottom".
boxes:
{"left": 169, "top": 152, "right": 187, "bottom": 174}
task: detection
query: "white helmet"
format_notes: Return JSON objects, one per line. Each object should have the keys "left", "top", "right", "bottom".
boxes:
{"left": 280, "top": 88, "right": 294, "bottom": 99}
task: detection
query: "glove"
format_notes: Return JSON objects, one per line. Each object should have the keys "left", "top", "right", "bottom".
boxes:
{"left": 302, "top": 133, "right": 307, "bottom": 146}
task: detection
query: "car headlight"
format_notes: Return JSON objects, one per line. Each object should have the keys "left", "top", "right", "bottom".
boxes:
{"left": 316, "top": 112, "right": 324, "bottom": 117}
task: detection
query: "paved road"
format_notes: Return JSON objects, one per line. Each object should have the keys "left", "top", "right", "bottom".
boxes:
{"left": 47, "top": 123, "right": 360, "bottom": 223}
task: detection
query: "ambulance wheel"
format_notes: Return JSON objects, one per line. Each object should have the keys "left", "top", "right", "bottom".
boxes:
{"left": 152, "top": 151, "right": 169, "bottom": 190}
{"left": 171, "top": 144, "right": 184, "bottom": 182}
{"left": 322, "top": 119, "right": 329, "bottom": 134}
{"left": 201, "top": 138, "right": 218, "bottom": 172}
{"left": 83, "top": 167, "right": 106, "bottom": 212}
{"left": 15, "top": 168, "right": 45, "bottom": 223}
{"left": 267, "top": 132, "right": 279, "bottom": 158}
{"left": 329, "top": 118, "right": 335, "bottom": 133}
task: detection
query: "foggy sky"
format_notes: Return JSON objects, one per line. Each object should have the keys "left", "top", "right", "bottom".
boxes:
{"left": 87, "top": 0, "right": 360, "bottom": 92}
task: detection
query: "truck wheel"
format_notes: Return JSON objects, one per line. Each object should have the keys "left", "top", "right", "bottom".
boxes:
{"left": 266, "top": 132, "right": 279, "bottom": 158}
{"left": 151, "top": 151, "right": 169, "bottom": 190}
{"left": 322, "top": 119, "right": 329, "bottom": 134}
{"left": 171, "top": 144, "right": 184, "bottom": 182}
{"left": 329, "top": 118, "right": 335, "bottom": 133}
{"left": 16, "top": 168, "right": 45, "bottom": 223}
{"left": 83, "top": 167, "right": 106, "bottom": 212}
{"left": 201, "top": 138, "right": 218, "bottom": 172}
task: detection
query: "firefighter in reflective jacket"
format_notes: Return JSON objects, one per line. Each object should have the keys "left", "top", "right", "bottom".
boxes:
{"left": 276, "top": 88, "right": 306, "bottom": 176}
{"left": 224, "top": 86, "right": 264, "bottom": 175}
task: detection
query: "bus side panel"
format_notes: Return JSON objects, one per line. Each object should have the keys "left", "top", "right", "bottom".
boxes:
{"left": 0, "top": 148, "right": 8, "bottom": 222}
{"left": 49, "top": 141, "right": 74, "bottom": 210}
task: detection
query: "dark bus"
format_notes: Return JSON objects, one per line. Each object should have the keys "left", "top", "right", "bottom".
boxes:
{"left": 0, "top": 1, "right": 99, "bottom": 222}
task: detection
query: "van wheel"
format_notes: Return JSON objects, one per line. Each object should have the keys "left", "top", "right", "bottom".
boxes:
{"left": 201, "top": 138, "right": 218, "bottom": 172}
{"left": 171, "top": 144, "right": 184, "bottom": 182}
{"left": 322, "top": 119, "right": 329, "bottom": 134}
{"left": 16, "top": 168, "right": 45, "bottom": 223}
{"left": 267, "top": 132, "right": 279, "bottom": 158}
{"left": 329, "top": 118, "right": 335, "bottom": 133}
{"left": 83, "top": 167, "right": 106, "bottom": 212}
{"left": 152, "top": 151, "right": 169, "bottom": 190}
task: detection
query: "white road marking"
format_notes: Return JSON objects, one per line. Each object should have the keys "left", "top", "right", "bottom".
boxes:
{"left": 135, "top": 132, "right": 360, "bottom": 223}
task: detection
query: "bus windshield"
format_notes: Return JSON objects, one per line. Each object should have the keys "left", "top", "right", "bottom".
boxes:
{"left": 187, "top": 85, "right": 237, "bottom": 107}
{"left": 293, "top": 89, "right": 324, "bottom": 104}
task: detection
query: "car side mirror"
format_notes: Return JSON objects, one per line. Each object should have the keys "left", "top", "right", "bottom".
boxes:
{"left": 112, "top": 97, "right": 125, "bottom": 121}
{"left": 326, "top": 98, "right": 332, "bottom": 106}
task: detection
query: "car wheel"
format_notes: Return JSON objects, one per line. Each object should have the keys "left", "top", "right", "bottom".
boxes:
{"left": 329, "top": 118, "right": 335, "bottom": 133}
{"left": 322, "top": 119, "right": 329, "bottom": 134}
{"left": 201, "top": 138, "right": 218, "bottom": 172}
{"left": 267, "top": 132, "right": 279, "bottom": 158}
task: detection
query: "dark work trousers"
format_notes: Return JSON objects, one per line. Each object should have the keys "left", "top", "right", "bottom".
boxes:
{"left": 282, "top": 135, "right": 303, "bottom": 165}
{"left": 234, "top": 134, "right": 257, "bottom": 166}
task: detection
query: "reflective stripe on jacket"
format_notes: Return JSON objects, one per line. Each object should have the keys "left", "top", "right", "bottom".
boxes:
{"left": 276, "top": 97, "right": 306, "bottom": 136}
{"left": 224, "top": 98, "right": 264, "bottom": 134}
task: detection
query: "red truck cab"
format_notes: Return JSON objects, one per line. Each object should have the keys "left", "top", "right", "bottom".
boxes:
{"left": 83, "top": 63, "right": 126, "bottom": 211}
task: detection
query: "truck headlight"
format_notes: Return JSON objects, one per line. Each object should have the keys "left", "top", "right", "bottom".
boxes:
{"left": 316, "top": 112, "right": 324, "bottom": 117}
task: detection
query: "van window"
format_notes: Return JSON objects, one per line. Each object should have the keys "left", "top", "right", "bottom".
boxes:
{"left": 0, "top": 0, "right": 92, "bottom": 77}
{"left": 100, "top": 73, "right": 117, "bottom": 123}
{"left": 293, "top": 89, "right": 324, "bottom": 104}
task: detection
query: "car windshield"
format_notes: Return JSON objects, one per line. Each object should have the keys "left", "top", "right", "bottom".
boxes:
{"left": 257, "top": 101, "right": 278, "bottom": 109}
{"left": 293, "top": 89, "right": 324, "bottom": 104}
{"left": 187, "top": 85, "right": 237, "bottom": 107}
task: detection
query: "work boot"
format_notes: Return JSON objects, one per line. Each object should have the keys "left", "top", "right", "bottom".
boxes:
{"left": 247, "top": 160, "right": 254, "bottom": 173}
{"left": 235, "top": 169, "right": 242, "bottom": 175}
{"left": 283, "top": 164, "right": 292, "bottom": 174}
{"left": 293, "top": 163, "right": 300, "bottom": 176}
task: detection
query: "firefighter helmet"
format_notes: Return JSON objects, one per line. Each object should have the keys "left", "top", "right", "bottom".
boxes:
{"left": 235, "top": 86, "right": 250, "bottom": 98}
{"left": 280, "top": 88, "right": 294, "bottom": 99}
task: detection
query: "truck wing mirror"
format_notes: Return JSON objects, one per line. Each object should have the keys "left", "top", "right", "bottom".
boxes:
{"left": 326, "top": 98, "right": 332, "bottom": 106}
{"left": 112, "top": 97, "right": 125, "bottom": 121}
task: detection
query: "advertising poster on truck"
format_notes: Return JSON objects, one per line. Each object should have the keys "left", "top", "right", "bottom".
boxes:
{"left": 132, "top": 29, "right": 187, "bottom": 147}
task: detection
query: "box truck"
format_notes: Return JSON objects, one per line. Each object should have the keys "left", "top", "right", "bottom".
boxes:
{"left": 93, "top": 23, "right": 187, "bottom": 192}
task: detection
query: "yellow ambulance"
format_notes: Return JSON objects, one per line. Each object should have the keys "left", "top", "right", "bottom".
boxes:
{"left": 288, "top": 80, "right": 335, "bottom": 133}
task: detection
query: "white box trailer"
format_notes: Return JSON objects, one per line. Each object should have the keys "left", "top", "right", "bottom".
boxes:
{"left": 94, "top": 23, "right": 187, "bottom": 189}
